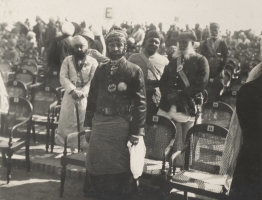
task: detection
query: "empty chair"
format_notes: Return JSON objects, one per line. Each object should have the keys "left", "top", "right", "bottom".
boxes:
{"left": 22, "top": 54, "right": 38, "bottom": 64}
{"left": 166, "top": 124, "right": 229, "bottom": 200}
{"left": 14, "top": 69, "right": 36, "bottom": 86}
{"left": 45, "top": 69, "right": 61, "bottom": 89}
{"left": 30, "top": 85, "right": 59, "bottom": 143}
{"left": 220, "top": 90, "right": 238, "bottom": 109}
{"left": 206, "top": 78, "right": 224, "bottom": 103}
{"left": 200, "top": 101, "right": 233, "bottom": 129}
{"left": 0, "top": 97, "right": 33, "bottom": 183}
{"left": 143, "top": 115, "right": 177, "bottom": 189}
{"left": 19, "top": 61, "right": 38, "bottom": 74}
{"left": 5, "top": 80, "right": 28, "bottom": 98}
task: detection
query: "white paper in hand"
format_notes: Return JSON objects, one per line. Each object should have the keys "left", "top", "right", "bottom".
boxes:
{"left": 127, "top": 136, "right": 146, "bottom": 179}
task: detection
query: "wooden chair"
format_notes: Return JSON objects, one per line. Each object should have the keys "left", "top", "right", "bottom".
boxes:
{"left": 141, "top": 115, "right": 177, "bottom": 192}
{"left": 206, "top": 78, "right": 224, "bottom": 103}
{"left": 47, "top": 104, "right": 61, "bottom": 153}
{"left": 5, "top": 80, "right": 28, "bottom": 98}
{"left": 30, "top": 85, "right": 59, "bottom": 143}
{"left": 45, "top": 69, "right": 61, "bottom": 89}
{"left": 60, "top": 102, "right": 86, "bottom": 197}
{"left": 220, "top": 90, "right": 238, "bottom": 109}
{"left": 22, "top": 54, "right": 38, "bottom": 64}
{"left": 0, "top": 97, "right": 33, "bottom": 183}
{"left": 14, "top": 69, "right": 36, "bottom": 87}
{"left": 200, "top": 101, "right": 233, "bottom": 130}
{"left": 19, "top": 61, "right": 38, "bottom": 74}
{"left": 166, "top": 124, "right": 229, "bottom": 200}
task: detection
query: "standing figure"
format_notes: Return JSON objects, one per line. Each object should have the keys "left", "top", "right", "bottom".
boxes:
{"left": 84, "top": 30, "right": 146, "bottom": 200}
{"left": 55, "top": 36, "right": 98, "bottom": 146}
{"left": 229, "top": 73, "right": 262, "bottom": 200}
{"left": 47, "top": 22, "right": 75, "bottom": 73}
{"left": 128, "top": 30, "right": 168, "bottom": 117}
{"left": 199, "top": 22, "right": 228, "bottom": 81}
{"left": 157, "top": 31, "right": 209, "bottom": 166}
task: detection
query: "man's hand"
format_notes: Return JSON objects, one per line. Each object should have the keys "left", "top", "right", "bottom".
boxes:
{"left": 71, "top": 90, "right": 84, "bottom": 99}
{"left": 85, "top": 128, "right": 92, "bottom": 143}
{"left": 129, "top": 135, "right": 140, "bottom": 146}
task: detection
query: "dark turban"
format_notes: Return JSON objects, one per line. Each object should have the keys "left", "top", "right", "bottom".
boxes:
{"left": 210, "top": 22, "right": 220, "bottom": 29}
{"left": 143, "top": 30, "right": 163, "bottom": 46}
{"left": 105, "top": 30, "right": 127, "bottom": 44}
{"left": 177, "top": 31, "right": 197, "bottom": 41}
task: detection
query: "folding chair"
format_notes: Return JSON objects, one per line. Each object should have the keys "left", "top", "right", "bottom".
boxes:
{"left": 220, "top": 90, "right": 238, "bottom": 109}
{"left": 166, "top": 124, "right": 229, "bottom": 200}
{"left": 0, "top": 97, "right": 33, "bottom": 183}
{"left": 5, "top": 80, "right": 28, "bottom": 98}
{"left": 142, "top": 115, "right": 177, "bottom": 192}
{"left": 200, "top": 101, "right": 233, "bottom": 130}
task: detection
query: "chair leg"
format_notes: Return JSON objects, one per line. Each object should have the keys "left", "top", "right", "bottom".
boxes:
{"left": 50, "top": 127, "right": 55, "bottom": 153}
{"left": 46, "top": 125, "right": 50, "bottom": 153}
{"left": 7, "top": 152, "right": 13, "bottom": 184}
{"left": 1, "top": 152, "right": 7, "bottom": 167}
{"left": 32, "top": 124, "right": 36, "bottom": 143}
{"left": 60, "top": 164, "right": 67, "bottom": 197}
{"left": 25, "top": 141, "right": 30, "bottom": 171}
{"left": 184, "top": 191, "right": 188, "bottom": 200}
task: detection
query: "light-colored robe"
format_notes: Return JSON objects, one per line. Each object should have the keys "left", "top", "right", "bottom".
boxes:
{"left": 56, "top": 55, "right": 98, "bottom": 146}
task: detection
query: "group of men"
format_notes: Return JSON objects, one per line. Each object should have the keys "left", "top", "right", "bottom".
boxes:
{"left": 1, "top": 17, "right": 261, "bottom": 199}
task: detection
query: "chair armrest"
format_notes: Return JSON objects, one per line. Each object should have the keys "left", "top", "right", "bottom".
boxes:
{"left": 10, "top": 115, "right": 32, "bottom": 143}
{"left": 164, "top": 138, "right": 176, "bottom": 159}
{"left": 63, "top": 131, "right": 86, "bottom": 155}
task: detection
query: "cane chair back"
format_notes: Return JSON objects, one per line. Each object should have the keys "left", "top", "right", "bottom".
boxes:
{"left": 24, "top": 48, "right": 39, "bottom": 57}
{"left": 220, "top": 90, "right": 238, "bottom": 109}
{"left": 19, "top": 61, "right": 38, "bottom": 74}
{"left": 14, "top": 69, "right": 35, "bottom": 86}
{"left": 5, "top": 80, "right": 28, "bottom": 98}
{"left": 168, "top": 124, "right": 229, "bottom": 200}
{"left": 31, "top": 86, "right": 59, "bottom": 116}
{"left": 142, "top": 115, "right": 176, "bottom": 191}
{"left": 0, "top": 97, "right": 33, "bottom": 183}
{"left": 22, "top": 54, "right": 38, "bottom": 64}
{"left": 45, "top": 70, "right": 61, "bottom": 89}
{"left": 30, "top": 85, "right": 59, "bottom": 143}
{"left": 206, "top": 78, "right": 224, "bottom": 103}
{"left": 200, "top": 102, "right": 233, "bottom": 129}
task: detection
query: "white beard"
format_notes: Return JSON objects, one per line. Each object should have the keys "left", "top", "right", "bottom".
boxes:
{"left": 172, "top": 41, "right": 196, "bottom": 59}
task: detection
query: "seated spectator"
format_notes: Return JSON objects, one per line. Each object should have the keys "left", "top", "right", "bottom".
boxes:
{"left": 3, "top": 39, "right": 21, "bottom": 65}
{"left": 25, "top": 31, "right": 37, "bottom": 52}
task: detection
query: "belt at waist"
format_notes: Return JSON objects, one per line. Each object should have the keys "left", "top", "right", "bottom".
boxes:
{"left": 72, "top": 81, "right": 86, "bottom": 87}
{"left": 96, "top": 106, "right": 131, "bottom": 117}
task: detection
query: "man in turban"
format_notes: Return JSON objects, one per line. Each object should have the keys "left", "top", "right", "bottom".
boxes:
{"left": 128, "top": 30, "right": 169, "bottom": 118}
{"left": 46, "top": 22, "right": 75, "bottom": 74}
{"left": 199, "top": 22, "right": 228, "bottom": 82}
{"left": 84, "top": 30, "right": 146, "bottom": 199}
{"left": 157, "top": 31, "right": 209, "bottom": 167}
{"left": 56, "top": 35, "right": 98, "bottom": 147}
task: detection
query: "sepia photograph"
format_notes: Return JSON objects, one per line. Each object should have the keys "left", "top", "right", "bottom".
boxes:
{"left": 0, "top": 0, "right": 262, "bottom": 199}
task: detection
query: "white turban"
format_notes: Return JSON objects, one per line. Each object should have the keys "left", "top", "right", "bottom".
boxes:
{"left": 61, "top": 22, "right": 75, "bottom": 36}
{"left": 72, "top": 35, "right": 88, "bottom": 46}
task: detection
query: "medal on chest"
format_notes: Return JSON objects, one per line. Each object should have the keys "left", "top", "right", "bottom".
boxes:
{"left": 108, "top": 84, "right": 117, "bottom": 92}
